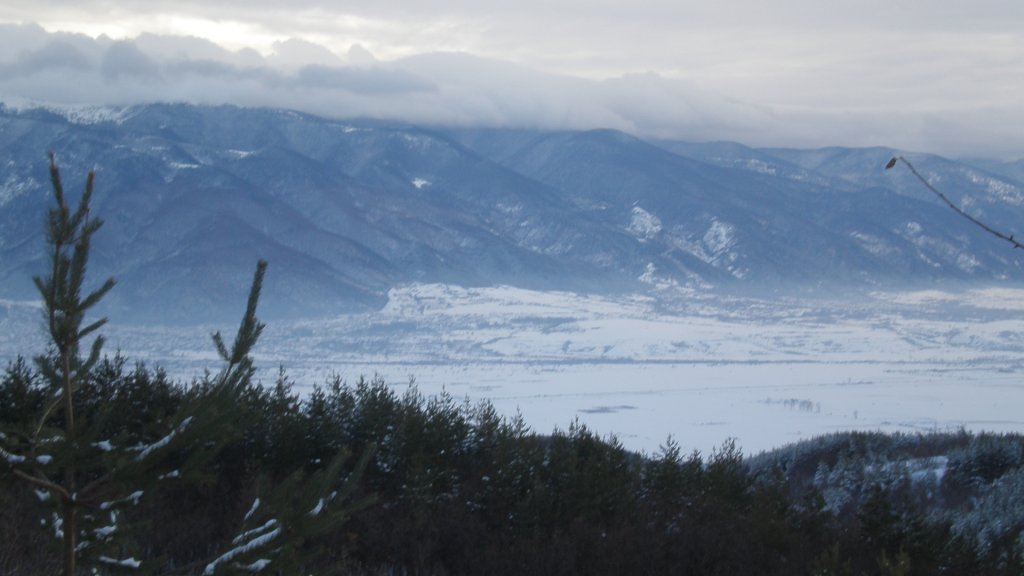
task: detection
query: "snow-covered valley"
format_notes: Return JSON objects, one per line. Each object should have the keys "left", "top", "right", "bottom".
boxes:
{"left": 7, "top": 284, "right": 1024, "bottom": 457}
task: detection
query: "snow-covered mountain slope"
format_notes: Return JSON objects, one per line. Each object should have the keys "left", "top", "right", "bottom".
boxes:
{"left": 448, "top": 127, "right": 1024, "bottom": 286}
{"left": 2, "top": 102, "right": 1024, "bottom": 323}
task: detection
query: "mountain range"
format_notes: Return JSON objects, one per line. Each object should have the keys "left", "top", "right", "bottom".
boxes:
{"left": 1, "top": 102, "right": 1022, "bottom": 323}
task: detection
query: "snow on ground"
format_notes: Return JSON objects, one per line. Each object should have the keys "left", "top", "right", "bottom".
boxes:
{"left": 5, "top": 284, "right": 1024, "bottom": 456}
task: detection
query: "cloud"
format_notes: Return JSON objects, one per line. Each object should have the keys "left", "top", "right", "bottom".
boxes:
{"left": 0, "top": 21, "right": 52, "bottom": 56}
{"left": 3, "top": 40, "right": 96, "bottom": 77}
{"left": 134, "top": 32, "right": 264, "bottom": 67}
{"left": 268, "top": 38, "right": 342, "bottom": 69}
{"left": 101, "top": 41, "right": 159, "bottom": 81}
{"left": 293, "top": 64, "right": 434, "bottom": 94}
{"left": 0, "top": 23, "right": 1020, "bottom": 159}
{"left": 346, "top": 44, "right": 376, "bottom": 66}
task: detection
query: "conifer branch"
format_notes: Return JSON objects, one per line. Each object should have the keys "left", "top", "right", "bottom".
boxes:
{"left": 12, "top": 469, "right": 70, "bottom": 500}
{"left": 23, "top": 152, "right": 118, "bottom": 576}
{"left": 212, "top": 259, "right": 267, "bottom": 387}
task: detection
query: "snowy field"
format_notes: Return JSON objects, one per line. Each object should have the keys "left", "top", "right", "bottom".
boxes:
{"left": 5, "top": 284, "right": 1024, "bottom": 456}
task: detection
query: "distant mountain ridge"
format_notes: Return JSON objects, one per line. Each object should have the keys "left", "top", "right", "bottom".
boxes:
{"left": 1, "top": 102, "right": 1022, "bottom": 323}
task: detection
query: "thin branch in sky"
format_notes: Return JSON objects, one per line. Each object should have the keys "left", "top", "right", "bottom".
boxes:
{"left": 886, "top": 155, "right": 1024, "bottom": 250}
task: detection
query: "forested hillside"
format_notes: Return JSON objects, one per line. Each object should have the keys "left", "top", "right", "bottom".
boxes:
{"left": 4, "top": 357, "right": 1024, "bottom": 575}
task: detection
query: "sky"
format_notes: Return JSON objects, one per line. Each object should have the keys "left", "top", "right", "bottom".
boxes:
{"left": 0, "top": 1, "right": 1022, "bottom": 159}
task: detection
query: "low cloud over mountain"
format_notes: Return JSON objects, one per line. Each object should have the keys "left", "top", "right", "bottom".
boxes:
{"left": 2, "top": 23, "right": 1021, "bottom": 159}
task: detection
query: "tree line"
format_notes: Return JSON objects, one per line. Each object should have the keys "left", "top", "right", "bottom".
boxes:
{"left": 5, "top": 355, "right": 1024, "bottom": 575}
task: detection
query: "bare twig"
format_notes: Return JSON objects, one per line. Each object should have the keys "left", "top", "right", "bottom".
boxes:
{"left": 887, "top": 155, "right": 1024, "bottom": 249}
{"left": 12, "top": 469, "right": 71, "bottom": 501}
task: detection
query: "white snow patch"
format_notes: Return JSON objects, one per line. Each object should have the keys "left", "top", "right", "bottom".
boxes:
{"left": 244, "top": 498, "right": 260, "bottom": 522}
{"left": 909, "top": 456, "right": 949, "bottom": 483}
{"left": 638, "top": 262, "right": 680, "bottom": 290}
{"left": 0, "top": 173, "right": 38, "bottom": 208}
{"left": 101, "top": 490, "right": 143, "bottom": 510}
{"left": 51, "top": 512, "right": 62, "bottom": 539}
{"left": 207, "top": 524, "right": 281, "bottom": 575}
{"left": 742, "top": 158, "right": 777, "bottom": 175}
{"left": 1, "top": 447, "right": 25, "bottom": 464}
{"left": 99, "top": 556, "right": 141, "bottom": 569}
{"left": 94, "top": 522, "right": 117, "bottom": 539}
{"left": 328, "top": 122, "right": 362, "bottom": 134}
{"left": 963, "top": 169, "right": 1024, "bottom": 205}
{"left": 955, "top": 252, "right": 981, "bottom": 273}
{"left": 700, "top": 220, "right": 745, "bottom": 278}
{"left": 241, "top": 559, "right": 272, "bottom": 572}
{"left": 850, "top": 231, "right": 897, "bottom": 257}
{"left": 36, "top": 454, "right": 52, "bottom": 465}
{"left": 399, "top": 133, "right": 434, "bottom": 149}
{"left": 5, "top": 100, "right": 137, "bottom": 125}
{"left": 627, "top": 206, "right": 662, "bottom": 241}
{"left": 135, "top": 416, "right": 192, "bottom": 461}
{"left": 639, "top": 262, "right": 658, "bottom": 284}
{"left": 496, "top": 202, "right": 522, "bottom": 216}
{"left": 703, "top": 220, "right": 736, "bottom": 254}
{"left": 903, "top": 221, "right": 923, "bottom": 236}
{"left": 232, "top": 519, "right": 278, "bottom": 546}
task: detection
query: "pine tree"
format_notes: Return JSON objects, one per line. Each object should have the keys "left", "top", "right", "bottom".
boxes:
{"left": 1, "top": 153, "right": 373, "bottom": 574}
{"left": 0, "top": 154, "right": 214, "bottom": 573}
{"left": 0, "top": 152, "right": 122, "bottom": 575}
{"left": 199, "top": 262, "right": 376, "bottom": 575}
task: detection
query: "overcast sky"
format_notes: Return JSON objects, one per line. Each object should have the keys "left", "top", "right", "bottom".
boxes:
{"left": 0, "top": 1, "right": 1021, "bottom": 158}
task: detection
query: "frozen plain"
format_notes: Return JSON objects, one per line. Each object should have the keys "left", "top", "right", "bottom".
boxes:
{"left": 5, "top": 284, "right": 1024, "bottom": 457}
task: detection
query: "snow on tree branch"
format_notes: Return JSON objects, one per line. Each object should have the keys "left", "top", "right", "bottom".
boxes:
{"left": 98, "top": 555, "right": 141, "bottom": 569}
{"left": 204, "top": 523, "right": 281, "bottom": 575}
{"left": 134, "top": 416, "right": 193, "bottom": 462}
